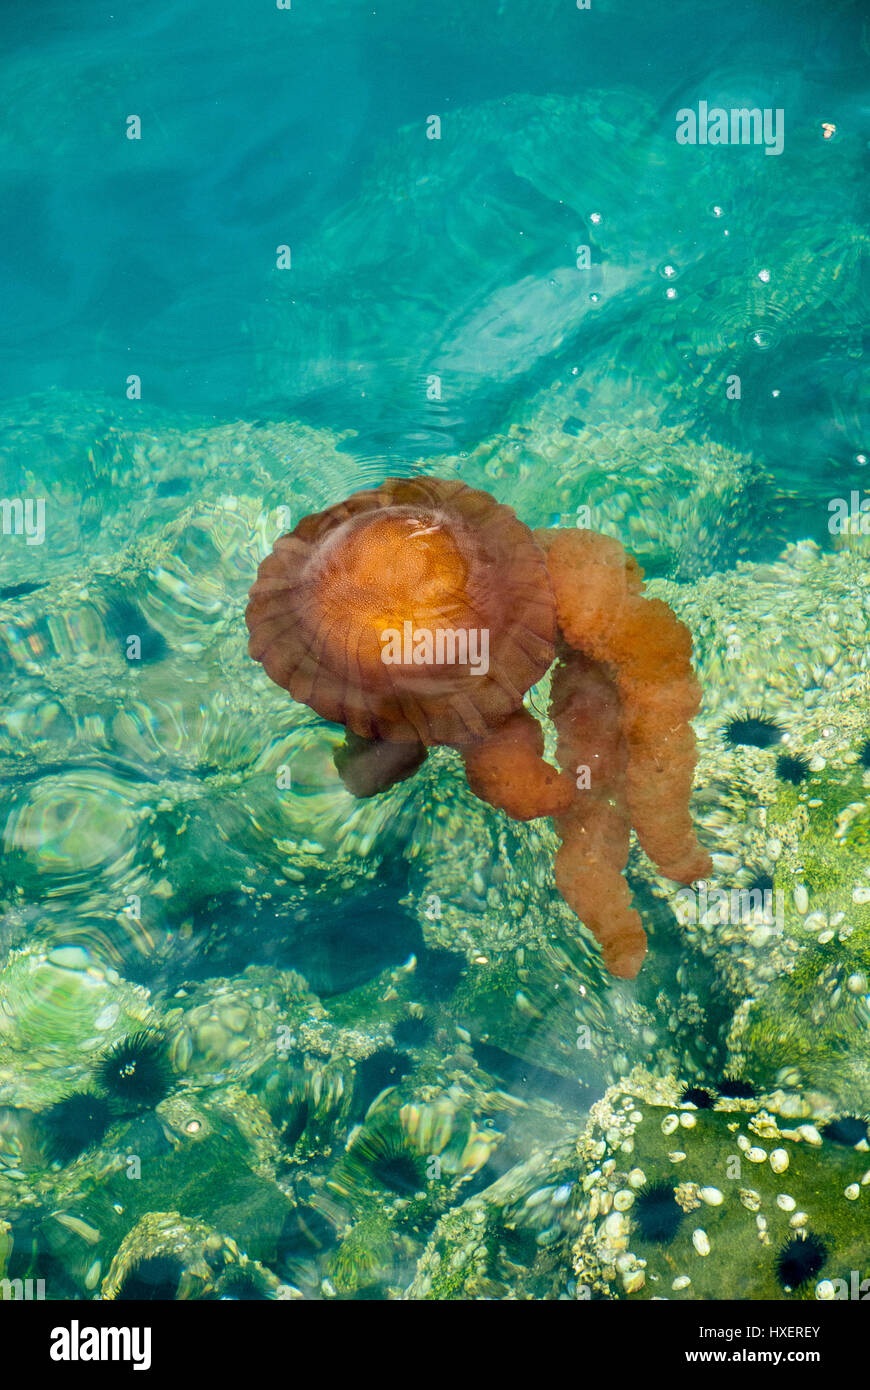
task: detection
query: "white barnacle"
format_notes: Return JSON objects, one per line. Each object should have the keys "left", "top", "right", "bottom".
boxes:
{"left": 692, "top": 1229, "right": 711, "bottom": 1256}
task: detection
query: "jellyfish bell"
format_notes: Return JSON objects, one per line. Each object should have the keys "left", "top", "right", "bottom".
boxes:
{"left": 245, "top": 476, "right": 557, "bottom": 750}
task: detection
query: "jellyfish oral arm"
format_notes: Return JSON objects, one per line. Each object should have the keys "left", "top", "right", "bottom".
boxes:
{"left": 460, "top": 708, "right": 573, "bottom": 822}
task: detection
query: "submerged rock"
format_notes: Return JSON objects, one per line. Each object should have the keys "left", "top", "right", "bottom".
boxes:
{"left": 572, "top": 1068, "right": 870, "bottom": 1300}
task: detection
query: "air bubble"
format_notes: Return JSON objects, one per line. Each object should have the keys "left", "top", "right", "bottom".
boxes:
{"left": 748, "top": 327, "right": 776, "bottom": 351}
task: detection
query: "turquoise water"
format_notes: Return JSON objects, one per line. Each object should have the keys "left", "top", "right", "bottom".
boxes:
{"left": 0, "top": 0, "right": 868, "bottom": 1302}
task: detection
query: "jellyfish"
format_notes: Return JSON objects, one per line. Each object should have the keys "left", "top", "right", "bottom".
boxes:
{"left": 246, "top": 477, "right": 711, "bottom": 978}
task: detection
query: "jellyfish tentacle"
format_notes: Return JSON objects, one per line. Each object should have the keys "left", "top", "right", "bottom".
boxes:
{"left": 460, "top": 706, "right": 573, "bottom": 821}
{"left": 548, "top": 645, "right": 647, "bottom": 978}
{"left": 554, "top": 801, "right": 647, "bottom": 980}
{"left": 543, "top": 527, "right": 711, "bottom": 888}
{"left": 334, "top": 731, "right": 428, "bottom": 797}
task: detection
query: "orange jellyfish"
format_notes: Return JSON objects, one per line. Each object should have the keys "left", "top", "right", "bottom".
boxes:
{"left": 246, "top": 477, "right": 711, "bottom": 979}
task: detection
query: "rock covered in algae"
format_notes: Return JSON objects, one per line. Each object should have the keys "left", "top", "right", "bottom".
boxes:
{"left": 0, "top": 943, "right": 158, "bottom": 1109}
{"left": 101, "top": 1210, "right": 290, "bottom": 1301}
{"left": 724, "top": 755, "right": 870, "bottom": 1112}
{"left": 404, "top": 1136, "right": 583, "bottom": 1300}
{"left": 163, "top": 965, "right": 336, "bottom": 1084}
{"left": 318, "top": 1088, "right": 504, "bottom": 1298}
{"left": 0, "top": 924, "right": 596, "bottom": 1299}
{"left": 0, "top": 1074, "right": 295, "bottom": 1299}
{"left": 571, "top": 1068, "right": 870, "bottom": 1300}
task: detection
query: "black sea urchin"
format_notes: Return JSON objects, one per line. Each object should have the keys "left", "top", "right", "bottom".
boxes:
{"left": 392, "top": 1016, "right": 430, "bottom": 1048}
{"left": 724, "top": 711, "right": 785, "bottom": 749}
{"left": 95, "top": 1031, "right": 171, "bottom": 1108}
{"left": 115, "top": 1256, "right": 184, "bottom": 1301}
{"left": 718, "top": 1075, "right": 756, "bottom": 1099}
{"left": 858, "top": 738, "right": 870, "bottom": 769}
{"left": 213, "top": 1271, "right": 270, "bottom": 1301}
{"left": 775, "top": 1233, "right": 827, "bottom": 1290}
{"left": 744, "top": 865, "right": 774, "bottom": 898}
{"left": 680, "top": 1085, "right": 714, "bottom": 1109}
{"left": 370, "top": 1144, "right": 429, "bottom": 1196}
{"left": 823, "top": 1115, "right": 868, "bottom": 1146}
{"left": 339, "top": 1121, "right": 429, "bottom": 1199}
{"left": 634, "top": 1181, "right": 684, "bottom": 1244}
{"left": 280, "top": 1098, "right": 311, "bottom": 1152}
{"left": 41, "top": 1092, "right": 113, "bottom": 1163}
{"left": 775, "top": 752, "right": 810, "bottom": 785}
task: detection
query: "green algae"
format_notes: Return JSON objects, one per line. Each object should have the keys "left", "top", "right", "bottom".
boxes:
{"left": 327, "top": 1213, "right": 394, "bottom": 1297}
